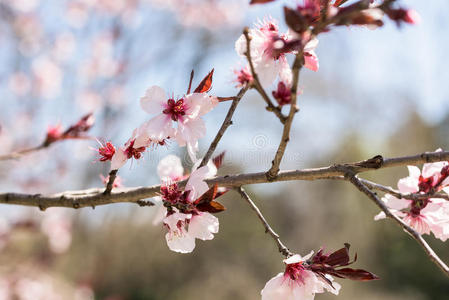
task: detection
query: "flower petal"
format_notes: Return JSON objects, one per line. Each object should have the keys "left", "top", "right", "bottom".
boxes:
{"left": 189, "top": 212, "right": 219, "bottom": 240}
{"left": 140, "top": 85, "right": 167, "bottom": 114}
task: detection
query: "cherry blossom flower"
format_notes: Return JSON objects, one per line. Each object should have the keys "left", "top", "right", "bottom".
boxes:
{"left": 261, "top": 252, "right": 340, "bottom": 300}
{"left": 235, "top": 18, "right": 319, "bottom": 87}
{"left": 110, "top": 128, "right": 150, "bottom": 170}
{"left": 272, "top": 81, "right": 292, "bottom": 106}
{"left": 234, "top": 65, "right": 253, "bottom": 88}
{"left": 140, "top": 85, "right": 218, "bottom": 161}
{"left": 262, "top": 244, "right": 378, "bottom": 300}
{"left": 97, "top": 141, "right": 116, "bottom": 162}
{"left": 375, "top": 155, "right": 449, "bottom": 241}
{"left": 151, "top": 154, "right": 226, "bottom": 253}
{"left": 162, "top": 165, "right": 220, "bottom": 253}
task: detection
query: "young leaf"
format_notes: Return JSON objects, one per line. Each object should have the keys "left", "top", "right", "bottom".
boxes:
{"left": 284, "top": 6, "right": 308, "bottom": 34}
{"left": 325, "top": 244, "right": 351, "bottom": 267}
{"left": 193, "top": 69, "right": 214, "bottom": 93}
{"left": 212, "top": 151, "right": 226, "bottom": 169}
{"left": 194, "top": 184, "right": 218, "bottom": 205}
{"left": 197, "top": 200, "right": 226, "bottom": 213}
{"left": 332, "top": 268, "right": 380, "bottom": 281}
{"left": 250, "top": 0, "right": 276, "bottom": 4}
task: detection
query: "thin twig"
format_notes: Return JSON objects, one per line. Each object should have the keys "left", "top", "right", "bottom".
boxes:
{"left": 0, "top": 144, "right": 47, "bottom": 161}
{"left": 347, "top": 173, "right": 449, "bottom": 277}
{"left": 103, "top": 169, "right": 118, "bottom": 195}
{"left": 266, "top": 51, "right": 304, "bottom": 180}
{"left": 217, "top": 96, "right": 237, "bottom": 102}
{"left": 242, "top": 28, "right": 287, "bottom": 124}
{"left": 1, "top": 151, "right": 449, "bottom": 209}
{"left": 357, "top": 177, "right": 449, "bottom": 201}
{"left": 199, "top": 86, "right": 249, "bottom": 168}
{"left": 330, "top": 176, "right": 449, "bottom": 201}
{"left": 236, "top": 186, "right": 292, "bottom": 257}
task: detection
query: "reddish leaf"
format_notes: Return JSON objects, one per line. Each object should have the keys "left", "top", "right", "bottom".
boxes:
{"left": 325, "top": 244, "right": 351, "bottom": 267}
{"left": 212, "top": 151, "right": 226, "bottom": 169}
{"left": 214, "top": 188, "right": 229, "bottom": 199}
{"left": 197, "top": 200, "right": 226, "bottom": 213}
{"left": 332, "top": 268, "right": 380, "bottom": 281}
{"left": 194, "top": 184, "right": 218, "bottom": 205}
{"left": 193, "top": 69, "right": 214, "bottom": 93}
{"left": 334, "top": 0, "right": 349, "bottom": 6}
{"left": 284, "top": 6, "right": 308, "bottom": 34}
{"left": 250, "top": 0, "right": 276, "bottom": 4}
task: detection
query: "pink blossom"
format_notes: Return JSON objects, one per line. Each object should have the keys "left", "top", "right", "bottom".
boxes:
{"left": 235, "top": 19, "right": 319, "bottom": 87}
{"left": 272, "top": 81, "right": 292, "bottom": 106}
{"left": 375, "top": 158, "right": 449, "bottom": 241}
{"left": 110, "top": 128, "right": 149, "bottom": 170}
{"left": 163, "top": 209, "right": 219, "bottom": 253}
{"left": 152, "top": 155, "right": 223, "bottom": 253}
{"left": 235, "top": 19, "right": 293, "bottom": 87}
{"left": 97, "top": 141, "right": 116, "bottom": 162}
{"left": 234, "top": 65, "right": 253, "bottom": 88}
{"left": 140, "top": 85, "right": 218, "bottom": 160}
{"left": 261, "top": 253, "right": 340, "bottom": 300}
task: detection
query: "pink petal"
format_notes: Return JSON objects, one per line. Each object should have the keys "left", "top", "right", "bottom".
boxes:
{"left": 185, "top": 93, "right": 218, "bottom": 118}
{"left": 185, "top": 166, "right": 210, "bottom": 202}
{"left": 261, "top": 273, "right": 293, "bottom": 300}
{"left": 144, "top": 114, "right": 173, "bottom": 141}
{"left": 110, "top": 148, "right": 128, "bottom": 170}
{"left": 189, "top": 212, "right": 219, "bottom": 240}
{"left": 175, "top": 118, "right": 206, "bottom": 148}
{"left": 304, "top": 51, "right": 319, "bottom": 72}
{"left": 140, "top": 85, "right": 167, "bottom": 114}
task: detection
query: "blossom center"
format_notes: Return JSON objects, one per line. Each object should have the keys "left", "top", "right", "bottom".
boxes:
{"left": 163, "top": 98, "right": 186, "bottom": 121}
{"left": 124, "top": 139, "right": 146, "bottom": 160}
{"left": 285, "top": 262, "right": 307, "bottom": 283}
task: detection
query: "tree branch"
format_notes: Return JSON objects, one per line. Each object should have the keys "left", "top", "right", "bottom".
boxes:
{"left": 198, "top": 86, "right": 249, "bottom": 168}
{"left": 1, "top": 151, "right": 449, "bottom": 209}
{"left": 346, "top": 173, "right": 449, "bottom": 277}
{"left": 103, "top": 169, "right": 118, "bottom": 194}
{"left": 243, "top": 27, "right": 287, "bottom": 124}
{"left": 266, "top": 51, "right": 304, "bottom": 180}
{"left": 236, "top": 186, "right": 292, "bottom": 257}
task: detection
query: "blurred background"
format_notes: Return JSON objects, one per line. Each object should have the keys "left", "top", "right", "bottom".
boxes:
{"left": 0, "top": 0, "right": 448, "bottom": 299}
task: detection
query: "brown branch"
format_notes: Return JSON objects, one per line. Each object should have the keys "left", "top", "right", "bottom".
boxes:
{"left": 236, "top": 186, "right": 292, "bottom": 257}
{"left": 347, "top": 173, "right": 449, "bottom": 277}
{"left": 198, "top": 86, "right": 249, "bottom": 168}
{"left": 242, "top": 27, "right": 287, "bottom": 124}
{"left": 1, "top": 151, "right": 449, "bottom": 209}
{"left": 266, "top": 51, "right": 304, "bottom": 180}
{"left": 217, "top": 96, "right": 237, "bottom": 102}
{"left": 103, "top": 169, "right": 118, "bottom": 195}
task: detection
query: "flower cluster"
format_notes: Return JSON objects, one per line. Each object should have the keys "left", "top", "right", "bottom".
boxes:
{"left": 153, "top": 154, "right": 226, "bottom": 253}
{"left": 235, "top": 18, "right": 319, "bottom": 91}
{"left": 375, "top": 152, "right": 449, "bottom": 241}
{"left": 97, "top": 70, "right": 218, "bottom": 170}
{"left": 262, "top": 244, "right": 378, "bottom": 300}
